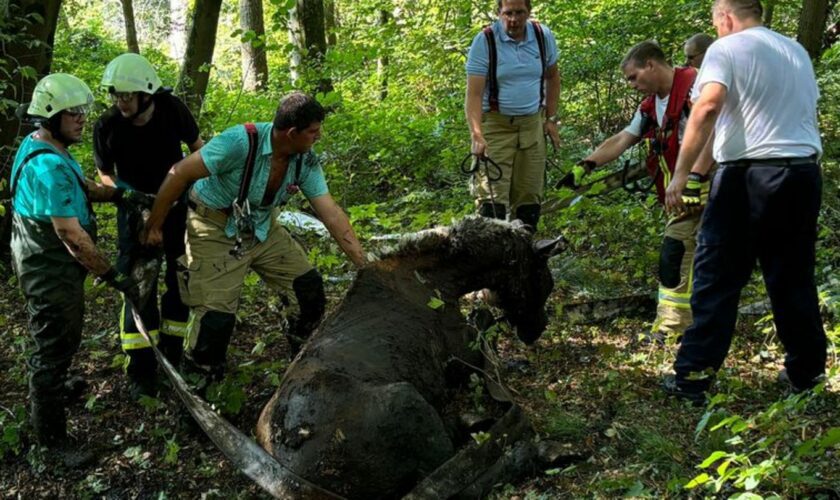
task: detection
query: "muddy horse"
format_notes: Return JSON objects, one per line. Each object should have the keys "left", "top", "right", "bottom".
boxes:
{"left": 255, "top": 216, "right": 563, "bottom": 498}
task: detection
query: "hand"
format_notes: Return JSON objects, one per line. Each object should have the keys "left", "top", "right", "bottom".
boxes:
{"left": 100, "top": 268, "right": 143, "bottom": 307}
{"left": 543, "top": 120, "right": 560, "bottom": 149}
{"left": 114, "top": 188, "right": 156, "bottom": 210}
{"left": 142, "top": 224, "right": 163, "bottom": 247}
{"left": 681, "top": 172, "right": 710, "bottom": 208}
{"left": 555, "top": 160, "right": 595, "bottom": 189}
{"left": 665, "top": 173, "right": 689, "bottom": 214}
{"left": 471, "top": 134, "right": 487, "bottom": 158}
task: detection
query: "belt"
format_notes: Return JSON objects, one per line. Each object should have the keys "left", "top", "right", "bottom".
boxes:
{"left": 721, "top": 155, "right": 817, "bottom": 167}
{"left": 187, "top": 190, "right": 230, "bottom": 225}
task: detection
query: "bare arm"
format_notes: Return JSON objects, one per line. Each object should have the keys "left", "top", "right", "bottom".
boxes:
{"left": 84, "top": 179, "right": 120, "bottom": 202}
{"left": 665, "top": 82, "right": 726, "bottom": 211}
{"left": 584, "top": 130, "right": 639, "bottom": 169}
{"left": 52, "top": 216, "right": 112, "bottom": 276}
{"left": 143, "top": 150, "right": 211, "bottom": 245}
{"left": 543, "top": 64, "right": 561, "bottom": 148}
{"left": 693, "top": 131, "right": 716, "bottom": 176}
{"left": 465, "top": 74, "right": 488, "bottom": 157}
{"left": 188, "top": 137, "right": 204, "bottom": 152}
{"left": 309, "top": 194, "right": 366, "bottom": 268}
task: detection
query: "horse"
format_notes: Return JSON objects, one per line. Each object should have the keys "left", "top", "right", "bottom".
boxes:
{"left": 255, "top": 216, "right": 563, "bottom": 498}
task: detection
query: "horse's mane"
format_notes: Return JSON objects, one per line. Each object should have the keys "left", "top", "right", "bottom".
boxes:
{"left": 372, "top": 216, "right": 531, "bottom": 265}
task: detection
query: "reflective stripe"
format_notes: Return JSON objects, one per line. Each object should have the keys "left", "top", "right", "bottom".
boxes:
{"left": 161, "top": 319, "right": 188, "bottom": 338}
{"left": 120, "top": 300, "right": 160, "bottom": 349}
{"left": 121, "top": 330, "right": 159, "bottom": 350}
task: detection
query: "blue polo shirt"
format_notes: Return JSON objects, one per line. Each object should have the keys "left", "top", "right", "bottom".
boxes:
{"left": 466, "top": 20, "right": 558, "bottom": 116}
{"left": 11, "top": 133, "right": 93, "bottom": 229}
{"left": 194, "top": 122, "right": 329, "bottom": 242}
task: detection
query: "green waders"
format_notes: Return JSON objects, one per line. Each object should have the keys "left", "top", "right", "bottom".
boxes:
{"left": 10, "top": 212, "right": 94, "bottom": 447}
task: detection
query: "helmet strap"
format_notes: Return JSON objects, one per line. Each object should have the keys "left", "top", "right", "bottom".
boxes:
{"left": 130, "top": 93, "right": 155, "bottom": 122}
{"left": 44, "top": 113, "right": 73, "bottom": 148}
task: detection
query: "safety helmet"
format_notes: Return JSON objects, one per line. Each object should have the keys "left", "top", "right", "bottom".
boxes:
{"left": 101, "top": 53, "right": 162, "bottom": 94}
{"left": 27, "top": 73, "right": 94, "bottom": 119}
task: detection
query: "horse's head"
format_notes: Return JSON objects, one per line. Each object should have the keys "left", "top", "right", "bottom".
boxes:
{"left": 447, "top": 217, "right": 565, "bottom": 344}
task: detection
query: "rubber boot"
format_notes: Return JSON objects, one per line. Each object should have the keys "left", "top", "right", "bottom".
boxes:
{"left": 126, "top": 348, "right": 159, "bottom": 400}
{"left": 31, "top": 400, "right": 98, "bottom": 469}
{"left": 478, "top": 202, "right": 507, "bottom": 220}
{"left": 514, "top": 204, "right": 541, "bottom": 232}
{"left": 158, "top": 333, "right": 184, "bottom": 367}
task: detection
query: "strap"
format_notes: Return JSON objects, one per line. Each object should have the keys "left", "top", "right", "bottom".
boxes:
{"left": 10, "top": 149, "right": 55, "bottom": 199}
{"left": 485, "top": 22, "right": 547, "bottom": 112}
{"left": 236, "top": 122, "right": 259, "bottom": 206}
{"left": 532, "top": 21, "right": 547, "bottom": 106}
{"left": 11, "top": 148, "right": 89, "bottom": 200}
{"left": 483, "top": 26, "right": 499, "bottom": 112}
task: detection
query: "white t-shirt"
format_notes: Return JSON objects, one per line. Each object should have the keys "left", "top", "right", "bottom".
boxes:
{"left": 623, "top": 95, "right": 687, "bottom": 140}
{"left": 692, "top": 26, "right": 821, "bottom": 162}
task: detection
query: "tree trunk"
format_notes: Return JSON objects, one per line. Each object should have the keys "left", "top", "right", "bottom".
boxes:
{"left": 324, "top": 0, "right": 337, "bottom": 46}
{"left": 239, "top": 0, "right": 268, "bottom": 91}
{"left": 763, "top": 0, "right": 775, "bottom": 28}
{"left": 176, "top": 0, "right": 222, "bottom": 117}
{"left": 797, "top": 0, "right": 830, "bottom": 59}
{"left": 0, "top": 0, "right": 62, "bottom": 267}
{"left": 121, "top": 0, "right": 140, "bottom": 53}
{"left": 288, "top": 0, "right": 331, "bottom": 93}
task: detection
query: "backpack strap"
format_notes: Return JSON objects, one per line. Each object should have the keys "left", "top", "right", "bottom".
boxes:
{"left": 532, "top": 21, "right": 547, "bottom": 106}
{"left": 482, "top": 26, "right": 499, "bottom": 112}
{"left": 235, "top": 122, "right": 259, "bottom": 208}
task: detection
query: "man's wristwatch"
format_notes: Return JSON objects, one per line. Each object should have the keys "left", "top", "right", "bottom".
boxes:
{"left": 546, "top": 114, "right": 560, "bottom": 124}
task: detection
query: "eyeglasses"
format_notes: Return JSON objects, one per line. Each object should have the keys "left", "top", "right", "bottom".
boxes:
{"left": 63, "top": 105, "right": 90, "bottom": 119}
{"left": 109, "top": 91, "right": 137, "bottom": 103}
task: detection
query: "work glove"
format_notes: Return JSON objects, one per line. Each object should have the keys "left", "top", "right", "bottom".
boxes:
{"left": 555, "top": 160, "right": 595, "bottom": 189}
{"left": 681, "top": 172, "right": 710, "bottom": 208}
{"left": 99, "top": 268, "right": 145, "bottom": 309}
{"left": 113, "top": 187, "right": 156, "bottom": 210}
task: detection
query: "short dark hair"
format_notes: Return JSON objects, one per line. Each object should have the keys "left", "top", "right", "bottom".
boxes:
{"left": 273, "top": 92, "right": 325, "bottom": 131}
{"left": 497, "top": 0, "right": 531, "bottom": 11}
{"left": 621, "top": 40, "right": 667, "bottom": 70}
{"left": 685, "top": 33, "right": 715, "bottom": 53}
{"left": 713, "top": 0, "right": 763, "bottom": 20}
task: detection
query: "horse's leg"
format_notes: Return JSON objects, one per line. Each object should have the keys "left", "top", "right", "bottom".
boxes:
{"left": 403, "top": 405, "right": 535, "bottom": 500}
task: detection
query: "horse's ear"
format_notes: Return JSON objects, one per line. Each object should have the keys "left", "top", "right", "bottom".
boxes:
{"left": 533, "top": 236, "right": 567, "bottom": 258}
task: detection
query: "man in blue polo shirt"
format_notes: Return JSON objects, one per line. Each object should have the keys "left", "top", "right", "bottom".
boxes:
{"left": 143, "top": 92, "right": 365, "bottom": 394}
{"left": 465, "top": 0, "right": 560, "bottom": 230}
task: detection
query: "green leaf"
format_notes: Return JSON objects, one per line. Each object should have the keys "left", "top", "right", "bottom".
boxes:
{"left": 744, "top": 475, "right": 760, "bottom": 490}
{"left": 684, "top": 473, "right": 710, "bottom": 489}
{"left": 819, "top": 427, "right": 840, "bottom": 448}
{"left": 698, "top": 450, "right": 727, "bottom": 468}
{"left": 427, "top": 297, "right": 444, "bottom": 310}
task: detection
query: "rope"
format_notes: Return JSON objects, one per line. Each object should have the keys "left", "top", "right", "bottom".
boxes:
{"left": 460, "top": 152, "right": 504, "bottom": 218}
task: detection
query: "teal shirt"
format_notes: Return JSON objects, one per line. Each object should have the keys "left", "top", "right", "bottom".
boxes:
{"left": 11, "top": 133, "right": 93, "bottom": 228}
{"left": 194, "top": 122, "right": 329, "bottom": 242}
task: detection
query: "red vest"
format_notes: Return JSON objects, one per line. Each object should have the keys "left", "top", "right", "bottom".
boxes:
{"left": 638, "top": 66, "right": 697, "bottom": 204}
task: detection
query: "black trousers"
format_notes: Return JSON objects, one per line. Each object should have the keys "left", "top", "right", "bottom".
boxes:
{"left": 674, "top": 162, "right": 826, "bottom": 392}
{"left": 117, "top": 201, "right": 189, "bottom": 373}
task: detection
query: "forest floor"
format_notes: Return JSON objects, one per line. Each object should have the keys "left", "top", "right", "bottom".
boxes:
{"left": 0, "top": 251, "right": 838, "bottom": 499}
